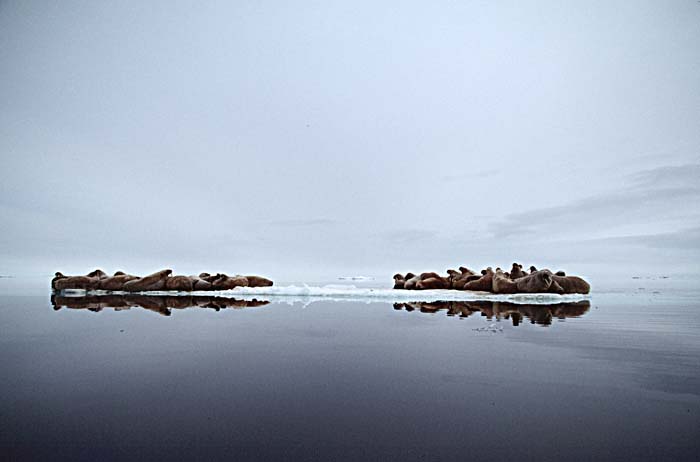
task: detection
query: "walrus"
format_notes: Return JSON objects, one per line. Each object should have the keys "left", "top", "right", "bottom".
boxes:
{"left": 122, "top": 269, "right": 172, "bottom": 292}
{"left": 393, "top": 273, "right": 406, "bottom": 289}
{"left": 403, "top": 273, "right": 420, "bottom": 290}
{"left": 463, "top": 268, "right": 494, "bottom": 292}
{"left": 164, "top": 275, "right": 194, "bottom": 291}
{"left": 53, "top": 275, "right": 101, "bottom": 291}
{"left": 245, "top": 276, "right": 274, "bottom": 287}
{"left": 416, "top": 275, "right": 450, "bottom": 290}
{"left": 514, "top": 269, "right": 565, "bottom": 293}
{"left": 99, "top": 273, "right": 140, "bottom": 291}
{"left": 492, "top": 269, "right": 518, "bottom": 294}
{"left": 551, "top": 274, "right": 590, "bottom": 294}
{"left": 446, "top": 269, "right": 461, "bottom": 288}
{"left": 210, "top": 274, "right": 249, "bottom": 290}
{"left": 51, "top": 272, "right": 67, "bottom": 290}
{"left": 86, "top": 269, "right": 109, "bottom": 280}
{"left": 555, "top": 270, "right": 566, "bottom": 277}
{"left": 509, "top": 263, "right": 527, "bottom": 280}
{"left": 448, "top": 269, "right": 479, "bottom": 290}
{"left": 198, "top": 273, "right": 219, "bottom": 283}
{"left": 188, "top": 276, "right": 213, "bottom": 291}
{"left": 529, "top": 266, "right": 538, "bottom": 274}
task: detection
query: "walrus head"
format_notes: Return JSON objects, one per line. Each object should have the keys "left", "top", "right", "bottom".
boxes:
{"left": 446, "top": 269, "right": 459, "bottom": 277}
{"left": 114, "top": 271, "right": 126, "bottom": 276}
{"left": 538, "top": 271, "right": 553, "bottom": 289}
{"left": 405, "top": 272, "right": 416, "bottom": 279}
{"left": 87, "top": 269, "right": 107, "bottom": 279}
{"left": 530, "top": 266, "right": 537, "bottom": 273}
{"left": 393, "top": 273, "right": 405, "bottom": 280}
{"left": 55, "top": 272, "right": 64, "bottom": 277}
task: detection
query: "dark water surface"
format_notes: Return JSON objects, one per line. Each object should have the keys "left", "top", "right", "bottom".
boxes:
{"left": 1, "top": 290, "right": 699, "bottom": 461}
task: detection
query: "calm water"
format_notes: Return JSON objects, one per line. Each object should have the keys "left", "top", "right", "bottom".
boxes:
{"left": 1, "top": 282, "right": 699, "bottom": 461}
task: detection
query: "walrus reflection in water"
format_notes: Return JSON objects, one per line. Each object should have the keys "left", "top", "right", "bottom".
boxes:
{"left": 393, "top": 300, "right": 590, "bottom": 326}
{"left": 52, "top": 294, "right": 270, "bottom": 316}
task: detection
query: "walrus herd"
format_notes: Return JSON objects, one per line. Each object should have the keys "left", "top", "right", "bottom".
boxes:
{"left": 393, "top": 263, "right": 590, "bottom": 294}
{"left": 51, "top": 269, "right": 274, "bottom": 292}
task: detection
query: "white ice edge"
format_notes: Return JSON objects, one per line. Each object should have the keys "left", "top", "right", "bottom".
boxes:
{"left": 59, "top": 285, "right": 591, "bottom": 305}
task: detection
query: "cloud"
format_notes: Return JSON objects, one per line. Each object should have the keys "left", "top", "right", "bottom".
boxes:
{"left": 489, "top": 163, "right": 700, "bottom": 240}
{"left": 378, "top": 229, "right": 438, "bottom": 243}
{"left": 441, "top": 169, "right": 500, "bottom": 182}
{"left": 581, "top": 227, "right": 700, "bottom": 250}
{"left": 265, "top": 219, "right": 338, "bottom": 227}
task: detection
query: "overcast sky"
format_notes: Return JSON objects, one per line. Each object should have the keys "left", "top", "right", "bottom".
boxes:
{"left": 1, "top": 0, "right": 699, "bottom": 283}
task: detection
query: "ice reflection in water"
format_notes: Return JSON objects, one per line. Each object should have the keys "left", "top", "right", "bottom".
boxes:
{"left": 52, "top": 294, "right": 589, "bottom": 326}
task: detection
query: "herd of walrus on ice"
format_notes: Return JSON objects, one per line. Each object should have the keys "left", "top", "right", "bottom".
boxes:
{"left": 393, "top": 263, "right": 590, "bottom": 294}
{"left": 51, "top": 262, "right": 590, "bottom": 294}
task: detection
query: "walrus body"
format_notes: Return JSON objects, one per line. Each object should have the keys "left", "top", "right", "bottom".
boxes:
{"left": 514, "top": 270, "right": 564, "bottom": 293}
{"left": 462, "top": 268, "right": 494, "bottom": 292}
{"left": 122, "top": 269, "right": 172, "bottom": 292}
{"left": 99, "top": 273, "right": 140, "bottom": 291}
{"left": 245, "top": 276, "right": 274, "bottom": 287}
{"left": 403, "top": 273, "right": 420, "bottom": 290}
{"left": 51, "top": 272, "right": 67, "bottom": 290}
{"left": 509, "top": 263, "right": 527, "bottom": 280}
{"left": 416, "top": 276, "right": 450, "bottom": 290}
{"left": 551, "top": 274, "right": 590, "bottom": 294}
{"left": 492, "top": 269, "right": 518, "bottom": 294}
{"left": 189, "top": 276, "right": 213, "bottom": 291}
{"left": 86, "top": 269, "right": 109, "bottom": 280}
{"left": 54, "top": 275, "right": 100, "bottom": 291}
{"left": 211, "top": 275, "right": 249, "bottom": 290}
{"left": 165, "top": 275, "right": 194, "bottom": 291}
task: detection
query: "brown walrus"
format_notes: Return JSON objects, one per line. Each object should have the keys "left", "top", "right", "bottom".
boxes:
{"left": 122, "top": 269, "right": 172, "bottom": 292}
{"left": 514, "top": 269, "right": 565, "bottom": 293}
{"left": 198, "top": 273, "right": 218, "bottom": 283}
{"left": 551, "top": 274, "right": 590, "bottom": 294}
{"left": 86, "top": 269, "right": 109, "bottom": 280}
{"left": 403, "top": 273, "right": 420, "bottom": 290}
{"left": 98, "top": 272, "right": 140, "bottom": 291}
{"left": 463, "top": 268, "right": 494, "bottom": 292}
{"left": 164, "top": 275, "right": 194, "bottom": 291}
{"left": 509, "top": 263, "right": 527, "bottom": 280}
{"left": 393, "top": 273, "right": 406, "bottom": 289}
{"left": 188, "top": 276, "right": 213, "bottom": 291}
{"left": 210, "top": 274, "right": 249, "bottom": 290}
{"left": 492, "top": 269, "right": 519, "bottom": 294}
{"left": 416, "top": 274, "right": 450, "bottom": 290}
{"left": 51, "top": 272, "right": 67, "bottom": 290}
{"left": 53, "top": 275, "right": 101, "bottom": 291}
{"left": 245, "top": 276, "right": 274, "bottom": 287}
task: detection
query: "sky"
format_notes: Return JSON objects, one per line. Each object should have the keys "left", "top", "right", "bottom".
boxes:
{"left": 1, "top": 0, "right": 699, "bottom": 284}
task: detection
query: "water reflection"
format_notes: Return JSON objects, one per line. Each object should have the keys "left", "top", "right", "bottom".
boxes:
{"left": 52, "top": 294, "right": 589, "bottom": 326}
{"left": 51, "top": 294, "right": 270, "bottom": 316}
{"left": 393, "top": 300, "right": 590, "bottom": 326}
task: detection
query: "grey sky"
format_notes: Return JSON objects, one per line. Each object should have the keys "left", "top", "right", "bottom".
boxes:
{"left": 1, "top": 0, "right": 699, "bottom": 282}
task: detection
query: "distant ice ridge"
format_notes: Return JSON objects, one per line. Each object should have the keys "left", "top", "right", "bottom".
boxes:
{"left": 337, "top": 276, "right": 375, "bottom": 281}
{"left": 196, "top": 285, "right": 591, "bottom": 304}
